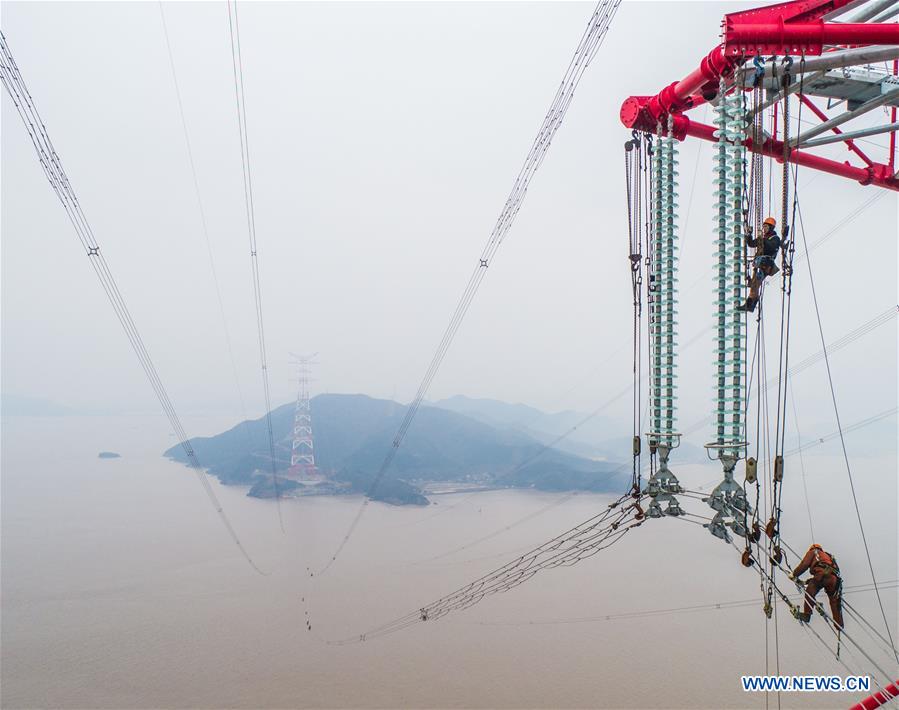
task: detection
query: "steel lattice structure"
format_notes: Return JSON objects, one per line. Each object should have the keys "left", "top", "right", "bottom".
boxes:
{"left": 620, "top": 0, "right": 899, "bottom": 191}
{"left": 288, "top": 353, "right": 319, "bottom": 481}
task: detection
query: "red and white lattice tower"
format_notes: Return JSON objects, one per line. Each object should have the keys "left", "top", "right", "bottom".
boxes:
{"left": 288, "top": 354, "right": 319, "bottom": 481}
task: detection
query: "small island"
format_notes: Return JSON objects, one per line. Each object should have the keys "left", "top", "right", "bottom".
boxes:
{"left": 98, "top": 451, "right": 121, "bottom": 459}
{"left": 247, "top": 476, "right": 299, "bottom": 499}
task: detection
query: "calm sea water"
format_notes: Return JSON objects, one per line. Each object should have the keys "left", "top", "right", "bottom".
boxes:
{"left": 2, "top": 415, "right": 896, "bottom": 708}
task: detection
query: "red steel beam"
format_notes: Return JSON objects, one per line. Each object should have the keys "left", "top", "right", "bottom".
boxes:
{"left": 622, "top": 16, "right": 899, "bottom": 132}
{"left": 620, "top": 0, "right": 899, "bottom": 190}
{"left": 672, "top": 114, "right": 899, "bottom": 190}
{"left": 723, "top": 0, "right": 856, "bottom": 26}
{"left": 847, "top": 679, "right": 899, "bottom": 710}
{"left": 891, "top": 58, "right": 897, "bottom": 172}
{"left": 724, "top": 22, "right": 899, "bottom": 55}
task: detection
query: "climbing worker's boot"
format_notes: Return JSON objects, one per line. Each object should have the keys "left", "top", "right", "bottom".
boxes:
{"left": 737, "top": 297, "right": 758, "bottom": 313}
{"left": 798, "top": 611, "right": 811, "bottom": 623}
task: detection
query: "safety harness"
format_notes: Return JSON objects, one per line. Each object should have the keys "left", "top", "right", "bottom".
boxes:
{"left": 810, "top": 544, "right": 840, "bottom": 580}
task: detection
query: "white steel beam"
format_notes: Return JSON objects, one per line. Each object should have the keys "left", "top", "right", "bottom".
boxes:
{"left": 845, "top": 0, "right": 899, "bottom": 22}
{"left": 823, "top": 0, "right": 874, "bottom": 21}
{"left": 798, "top": 121, "right": 899, "bottom": 147}
{"left": 871, "top": 4, "right": 899, "bottom": 21}
{"left": 790, "top": 86, "right": 899, "bottom": 146}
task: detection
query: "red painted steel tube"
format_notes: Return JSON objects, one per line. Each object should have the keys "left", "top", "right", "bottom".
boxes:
{"left": 654, "top": 47, "right": 737, "bottom": 112}
{"left": 674, "top": 115, "right": 899, "bottom": 190}
{"left": 622, "top": 47, "right": 740, "bottom": 130}
{"left": 890, "top": 59, "right": 897, "bottom": 172}
{"left": 847, "top": 679, "right": 899, "bottom": 710}
{"left": 725, "top": 22, "right": 899, "bottom": 55}
{"left": 798, "top": 94, "right": 874, "bottom": 167}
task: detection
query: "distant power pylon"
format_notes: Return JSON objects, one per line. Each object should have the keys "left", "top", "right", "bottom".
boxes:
{"left": 287, "top": 352, "right": 320, "bottom": 481}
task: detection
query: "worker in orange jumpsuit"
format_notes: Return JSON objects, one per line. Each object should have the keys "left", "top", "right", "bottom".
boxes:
{"left": 738, "top": 217, "right": 782, "bottom": 313}
{"left": 789, "top": 544, "right": 843, "bottom": 628}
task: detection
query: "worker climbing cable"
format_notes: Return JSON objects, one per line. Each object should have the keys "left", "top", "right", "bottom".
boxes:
{"left": 738, "top": 217, "right": 786, "bottom": 313}
{"left": 789, "top": 543, "right": 844, "bottom": 629}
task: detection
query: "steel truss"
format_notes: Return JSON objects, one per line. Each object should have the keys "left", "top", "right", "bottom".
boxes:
{"left": 620, "top": 0, "right": 899, "bottom": 190}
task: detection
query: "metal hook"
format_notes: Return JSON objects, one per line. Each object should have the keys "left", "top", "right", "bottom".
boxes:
{"left": 752, "top": 56, "right": 765, "bottom": 88}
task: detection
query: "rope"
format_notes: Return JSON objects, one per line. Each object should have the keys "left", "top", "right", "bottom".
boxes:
{"left": 625, "top": 132, "right": 648, "bottom": 493}
{"left": 766, "top": 69, "right": 804, "bottom": 676}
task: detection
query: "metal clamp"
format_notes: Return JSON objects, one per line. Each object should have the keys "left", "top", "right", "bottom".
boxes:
{"left": 645, "top": 431, "right": 682, "bottom": 450}
{"left": 703, "top": 440, "right": 748, "bottom": 461}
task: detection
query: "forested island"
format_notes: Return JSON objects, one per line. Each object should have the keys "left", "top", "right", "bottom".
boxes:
{"left": 164, "top": 393, "right": 630, "bottom": 505}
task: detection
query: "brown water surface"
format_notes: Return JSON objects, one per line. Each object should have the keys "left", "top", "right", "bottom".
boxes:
{"left": 2, "top": 415, "right": 896, "bottom": 708}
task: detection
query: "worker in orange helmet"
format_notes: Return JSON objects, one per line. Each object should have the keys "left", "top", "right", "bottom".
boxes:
{"left": 738, "top": 217, "right": 782, "bottom": 313}
{"left": 789, "top": 543, "right": 844, "bottom": 628}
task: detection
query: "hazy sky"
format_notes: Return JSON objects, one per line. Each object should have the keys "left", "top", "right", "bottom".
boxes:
{"left": 3, "top": 1, "right": 896, "bottom": 446}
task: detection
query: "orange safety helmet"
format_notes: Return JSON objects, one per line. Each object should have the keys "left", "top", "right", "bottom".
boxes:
{"left": 763, "top": 217, "right": 777, "bottom": 227}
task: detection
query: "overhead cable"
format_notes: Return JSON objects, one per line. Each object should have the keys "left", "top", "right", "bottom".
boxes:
{"left": 0, "top": 31, "right": 265, "bottom": 574}
{"left": 795, "top": 197, "right": 899, "bottom": 665}
{"left": 680, "top": 305, "right": 897, "bottom": 437}
{"left": 782, "top": 406, "right": 897, "bottom": 456}
{"left": 474, "top": 580, "right": 898, "bottom": 627}
{"left": 318, "top": 0, "right": 624, "bottom": 572}
{"left": 324, "top": 494, "right": 643, "bottom": 643}
{"left": 158, "top": 2, "right": 253, "bottom": 443}
{"left": 226, "top": 0, "right": 283, "bottom": 527}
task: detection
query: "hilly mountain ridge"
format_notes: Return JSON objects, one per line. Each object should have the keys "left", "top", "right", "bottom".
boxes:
{"left": 164, "top": 393, "right": 629, "bottom": 505}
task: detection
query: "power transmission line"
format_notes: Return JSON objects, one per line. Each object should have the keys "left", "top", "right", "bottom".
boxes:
{"left": 412, "top": 303, "right": 895, "bottom": 568}
{"left": 226, "top": 0, "right": 283, "bottom": 528}
{"left": 680, "top": 305, "right": 896, "bottom": 437}
{"left": 473, "top": 580, "right": 898, "bottom": 627}
{"left": 0, "top": 31, "right": 265, "bottom": 574}
{"left": 795, "top": 196, "right": 899, "bottom": 664}
{"left": 320, "top": 494, "right": 643, "bottom": 644}
{"left": 318, "top": 0, "right": 625, "bottom": 572}
{"left": 783, "top": 406, "right": 897, "bottom": 456}
{"left": 157, "top": 2, "right": 253, "bottom": 444}
{"left": 410, "top": 300, "right": 895, "bottom": 563}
